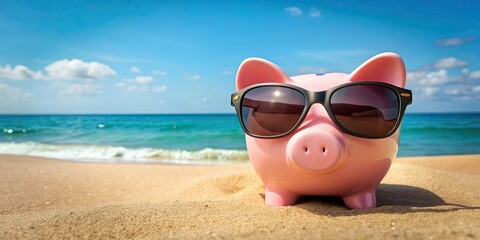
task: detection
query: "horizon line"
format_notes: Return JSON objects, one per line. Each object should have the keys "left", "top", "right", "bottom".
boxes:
{"left": 1, "top": 111, "right": 480, "bottom": 115}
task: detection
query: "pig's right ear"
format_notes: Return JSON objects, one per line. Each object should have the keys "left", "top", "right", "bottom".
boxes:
{"left": 236, "top": 58, "right": 291, "bottom": 90}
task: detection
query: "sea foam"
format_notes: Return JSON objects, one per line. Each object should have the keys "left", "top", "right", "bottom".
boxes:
{"left": 0, "top": 142, "right": 249, "bottom": 164}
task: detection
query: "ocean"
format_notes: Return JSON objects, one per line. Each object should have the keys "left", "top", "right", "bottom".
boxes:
{"left": 0, "top": 113, "right": 479, "bottom": 164}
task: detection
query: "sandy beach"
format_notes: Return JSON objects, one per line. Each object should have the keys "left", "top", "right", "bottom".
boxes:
{"left": 1, "top": 154, "right": 479, "bottom": 239}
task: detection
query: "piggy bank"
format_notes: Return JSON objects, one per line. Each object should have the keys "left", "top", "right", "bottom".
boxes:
{"left": 231, "top": 52, "right": 412, "bottom": 209}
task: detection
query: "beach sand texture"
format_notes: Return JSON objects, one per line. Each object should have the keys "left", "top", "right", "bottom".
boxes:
{"left": 1, "top": 154, "right": 479, "bottom": 239}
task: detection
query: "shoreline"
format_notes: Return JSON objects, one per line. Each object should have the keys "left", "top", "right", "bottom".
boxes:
{"left": 0, "top": 151, "right": 479, "bottom": 166}
{"left": 1, "top": 154, "right": 479, "bottom": 239}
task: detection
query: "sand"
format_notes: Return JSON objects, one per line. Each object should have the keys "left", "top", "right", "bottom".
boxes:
{"left": 0, "top": 154, "right": 479, "bottom": 239}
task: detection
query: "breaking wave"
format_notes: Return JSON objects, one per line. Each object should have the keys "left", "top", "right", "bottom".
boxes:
{"left": 0, "top": 142, "right": 249, "bottom": 164}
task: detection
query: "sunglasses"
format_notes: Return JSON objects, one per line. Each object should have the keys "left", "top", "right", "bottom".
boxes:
{"left": 231, "top": 81, "right": 412, "bottom": 139}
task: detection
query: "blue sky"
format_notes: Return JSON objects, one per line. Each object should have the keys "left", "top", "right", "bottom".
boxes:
{"left": 0, "top": 0, "right": 479, "bottom": 113}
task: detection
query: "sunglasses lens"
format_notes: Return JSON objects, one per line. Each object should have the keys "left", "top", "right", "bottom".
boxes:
{"left": 241, "top": 86, "right": 305, "bottom": 137}
{"left": 330, "top": 84, "right": 399, "bottom": 138}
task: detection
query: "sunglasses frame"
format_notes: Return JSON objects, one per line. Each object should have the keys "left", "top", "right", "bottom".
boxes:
{"left": 231, "top": 81, "right": 412, "bottom": 139}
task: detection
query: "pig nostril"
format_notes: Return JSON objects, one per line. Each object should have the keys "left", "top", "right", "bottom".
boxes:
{"left": 322, "top": 147, "right": 326, "bottom": 153}
{"left": 304, "top": 147, "right": 308, "bottom": 153}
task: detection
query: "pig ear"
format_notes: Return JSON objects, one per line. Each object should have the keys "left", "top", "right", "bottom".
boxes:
{"left": 347, "top": 52, "right": 406, "bottom": 88}
{"left": 236, "top": 58, "right": 291, "bottom": 90}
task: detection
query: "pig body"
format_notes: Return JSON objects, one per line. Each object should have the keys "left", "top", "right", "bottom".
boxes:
{"left": 235, "top": 52, "right": 407, "bottom": 209}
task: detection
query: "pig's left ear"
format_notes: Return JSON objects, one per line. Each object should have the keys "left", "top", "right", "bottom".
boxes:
{"left": 347, "top": 52, "right": 406, "bottom": 88}
{"left": 236, "top": 58, "right": 291, "bottom": 90}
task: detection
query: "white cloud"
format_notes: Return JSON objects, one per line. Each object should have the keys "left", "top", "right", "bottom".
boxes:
{"left": 285, "top": 6, "right": 303, "bottom": 16}
{"left": 407, "top": 64, "right": 480, "bottom": 102}
{"left": 443, "top": 86, "right": 479, "bottom": 98}
{"left": 124, "top": 84, "right": 150, "bottom": 92}
{"left": 202, "top": 97, "right": 208, "bottom": 102}
{"left": 422, "top": 69, "right": 450, "bottom": 85}
{"left": 125, "top": 85, "right": 137, "bottom": 92}
{"left": 119, "top": 81, "right": 165, "bottom": 93}
{"left": 309, "top": 7, "right": 321, "bottom": 17}
{"left": 0, "top": 83, "right": 33, "bottom": 100}
{"left": 134, "top": 76, "right": 154, "bottom": 84}
{"left": 60, "top": 84, "right": 102, "bottom": 96}
{"left": 473, "top": 85, "right": 480, "bottom": 93}
{"left": 469, "top": 70, "right": 480, "bottom": 79}
{"left": 407, "top": 57, "right": 480, "bottom": 104}
{"left": 45, "top": 59, "right": 116, "bottom": 80}
{"left": 431, "top": 57, "right": 468, "bottom": 69}
{"left": 153, "top": 85, "right": 167, "bottom": 93}
{"left": 285, "top": 6, "right": 320, "bottom": 18}
{"left": 407, "top": 69, "right": 450, "bottom": 86}
{"left": 136, "top": 86, "right": 150, "bottom": 92}
{"left": 223, "top": 70, "right": 231, "bottom": 75}
{"left": 130, "top": 66, "right": 141, "bottom": 73}
{"left": 458, "top": 96, "right": 472, "bottom": 101}
{"left": 445, "top": 88, "right": 460, "bottom": 95}
{"left": 423, "top": 87, "right": 439, "bottom": 97}
{"left": 152, "top": 70, "right": 167, "bottom": 76}
{"left": 406, "top": 71, "right": 427, "bottom": 82}
{"left": 184, "top": 74, "right": 201, "bottom": 80}
{"left": 0, "top": 64, "right": 44, "bottom": 80}
{"left": 436, "top": 38, "right": 465, "bottom": 47}
{"left": 1, "top": 59, "right": 116, "bottom": 81}
{"left": 436, "top": 36, "right": 476, "bottom": 47}
{"left": 0, "top": 84, "right": 33, "bottom": 113}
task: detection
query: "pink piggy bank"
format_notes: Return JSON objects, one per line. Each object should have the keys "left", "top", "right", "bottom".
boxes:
{"left": 231, "top": 52, "right": 412, "bottom": 209}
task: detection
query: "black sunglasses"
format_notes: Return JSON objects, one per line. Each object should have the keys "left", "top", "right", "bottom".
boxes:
{"left": 231, "top": 81, "right": 412, "bottom": 139}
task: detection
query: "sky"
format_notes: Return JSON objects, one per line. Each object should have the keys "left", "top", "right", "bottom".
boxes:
{"left": 0, "top": 0, "right": 479, "bottom": 114}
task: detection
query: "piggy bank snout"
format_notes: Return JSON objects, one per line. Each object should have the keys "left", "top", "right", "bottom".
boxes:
{"left": 286, "top": 128, "right": 344, "bottom": 173}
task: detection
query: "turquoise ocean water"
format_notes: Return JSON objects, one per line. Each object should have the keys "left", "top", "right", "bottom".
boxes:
{"left": 0, "top": 113, "right": 479, "bottom": 164}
